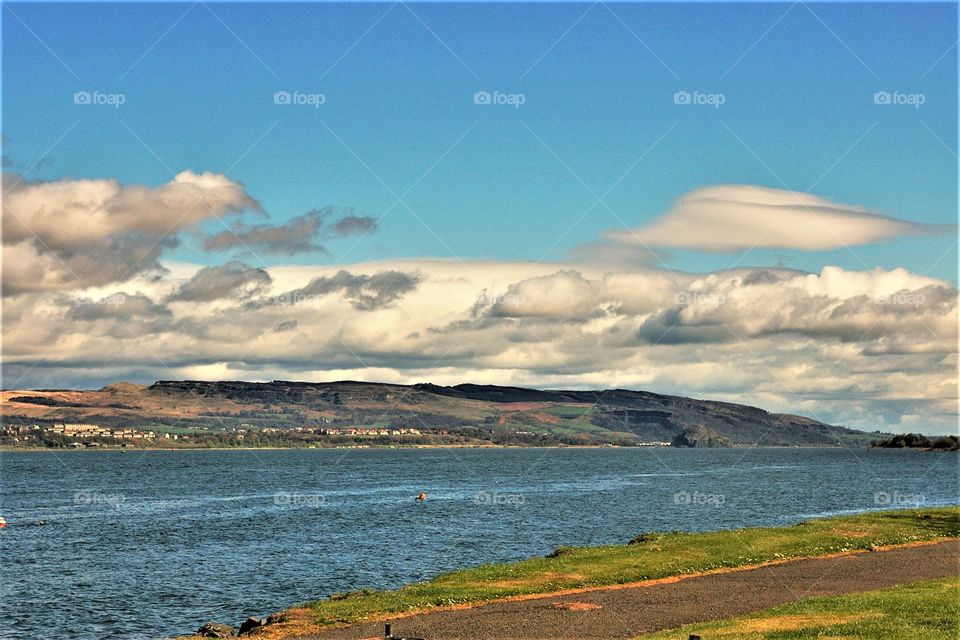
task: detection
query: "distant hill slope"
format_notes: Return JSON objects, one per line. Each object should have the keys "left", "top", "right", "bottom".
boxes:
{"left": 1, "top": 380, "right": 879, "bottom": 447}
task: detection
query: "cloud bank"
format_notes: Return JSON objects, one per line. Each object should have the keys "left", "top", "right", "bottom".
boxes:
{"left": 3, "top": 259, "right": 956, "bottom": 434}
{"left": 3, "top": 173, "right": 955, "bottom": 434}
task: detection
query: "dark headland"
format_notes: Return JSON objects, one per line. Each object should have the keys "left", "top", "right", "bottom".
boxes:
{"left": 2, "top": 379, "right": 884, "bottom": 448}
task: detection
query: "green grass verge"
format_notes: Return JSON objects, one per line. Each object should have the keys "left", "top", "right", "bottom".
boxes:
{"left": 302, "top": 506, "right": 959, "bottom": 626}
{"left": 636, "top": 576, "right": 960, "bottom": 639}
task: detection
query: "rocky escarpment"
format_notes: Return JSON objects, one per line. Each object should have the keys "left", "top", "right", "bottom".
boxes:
{"left": 3, "top": 379, "right": 878, "bottom": 448}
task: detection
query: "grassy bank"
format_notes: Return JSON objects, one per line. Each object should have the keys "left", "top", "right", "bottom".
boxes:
{"left": 638, "top": 576, "right": 960, "bottom": 639}
{"left": 299, "top": 507, "right": 959, "bottom": 626}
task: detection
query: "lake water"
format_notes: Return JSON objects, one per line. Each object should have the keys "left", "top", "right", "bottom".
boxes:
{"left": 1, "top": 447, "right": 957, "bottom": 639}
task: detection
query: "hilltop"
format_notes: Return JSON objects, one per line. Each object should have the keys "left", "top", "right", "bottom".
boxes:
{"left": 1, "top": 379, "right": 878, "bottom": 447}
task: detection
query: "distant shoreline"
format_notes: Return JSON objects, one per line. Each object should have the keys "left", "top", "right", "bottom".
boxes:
{"left": 0, "top": 443, "right": 927, "bottom": 453}
{"left": 1, "top": 379, "right": 886, "bottom": 449}
{"left": 0, "top": 443, "right": 640, "bottom": 452}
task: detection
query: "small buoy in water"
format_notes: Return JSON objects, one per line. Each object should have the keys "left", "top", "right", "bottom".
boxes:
{"left": 0, "top": 517, "right": 6, "bottom": 528}
{"left": 416, "top": 492, "right": 427, "bottom": 501}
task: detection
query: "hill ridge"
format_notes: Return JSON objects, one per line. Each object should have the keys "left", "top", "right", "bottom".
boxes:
{"left": 2, "top": 379, "right": 879, "bottom": 447}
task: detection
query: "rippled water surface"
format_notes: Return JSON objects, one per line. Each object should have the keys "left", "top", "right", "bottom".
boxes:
{"left": 2, "top": 447, "right": 957, "bottom": 639}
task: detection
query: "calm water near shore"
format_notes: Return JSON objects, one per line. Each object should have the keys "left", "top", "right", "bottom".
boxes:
{"left": 2, "top": 447, "right": 957, "bottom": 639}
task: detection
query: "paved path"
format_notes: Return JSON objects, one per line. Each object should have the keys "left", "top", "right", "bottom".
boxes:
{"left": 301, "top": 539, "right": 960, "bottom": 640}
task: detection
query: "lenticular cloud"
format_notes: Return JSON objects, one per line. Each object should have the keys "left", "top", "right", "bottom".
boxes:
{"left": 606, "top": 184, "right": 945, "bottom": 252}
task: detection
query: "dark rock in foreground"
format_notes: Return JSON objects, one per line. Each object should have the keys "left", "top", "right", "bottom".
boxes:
{"left": 237, "top": 617, "right": 265, "bottom": 636}
{"left": 196, "top": 621, "right": 236, "bottom": 638}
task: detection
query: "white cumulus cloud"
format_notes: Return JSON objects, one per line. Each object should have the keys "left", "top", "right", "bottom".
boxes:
{"left": 1, "top": 171, "right": 258, "bottom": 294}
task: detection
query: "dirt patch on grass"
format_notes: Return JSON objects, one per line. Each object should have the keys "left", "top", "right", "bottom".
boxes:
{"left": 719, "top": 612, "right": 876, "bottom": 635}
{"left": 531, "top": 411, "right": 561, "bottom": 424}
{"left": 490, "top": 571, "right": 585, "bottom": 588}
{"left": 498, "top": 402, "right": 552, "bottom": 411}
{"left": 551, "top": 601, "right": 602, "bottom": 611}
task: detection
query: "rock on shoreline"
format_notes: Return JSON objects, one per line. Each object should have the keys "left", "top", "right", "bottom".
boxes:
{"left": 195, "top": 613, "right": 284, "bottom": 638}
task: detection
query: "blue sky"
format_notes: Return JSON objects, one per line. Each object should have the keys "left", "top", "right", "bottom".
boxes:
{"left": 2, "top": 3, "right": 958, "bottom": 432}
{"left": 4, "top": 1, "right": 957, "bottom": 279}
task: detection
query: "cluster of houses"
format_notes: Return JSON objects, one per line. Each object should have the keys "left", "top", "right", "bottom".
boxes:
{"left": 1, "top": 424, "right": 43, "bottom": 443}
{"left": 0, "top": 423, "right": 176, "bottom": 448}
{"left": 281, "top": 426, "right": 424, "bottom": 436}
{"left": 321, "top": 427, "right": 422, "bottom": 436}
{"left": 47, "top": 423, "right": 159, "bottom": 441}
{"left": 3, "top": 422, "right": 428, "bottom": 446}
